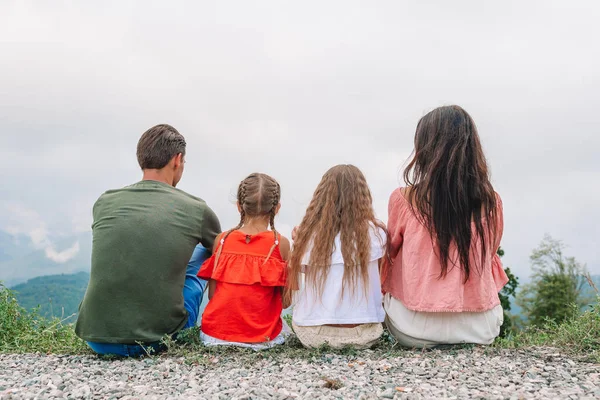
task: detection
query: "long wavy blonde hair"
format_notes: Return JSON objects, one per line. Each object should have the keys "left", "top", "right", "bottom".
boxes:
{"left": 284, "top": 165, "right": 387, "bottom": 305}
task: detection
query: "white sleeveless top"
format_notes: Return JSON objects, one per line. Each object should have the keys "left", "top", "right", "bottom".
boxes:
{"left": 292, "top": 226, "right": 387, "bottom": 326}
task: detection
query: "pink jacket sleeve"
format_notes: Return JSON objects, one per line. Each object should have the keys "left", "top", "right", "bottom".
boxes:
{"left": 491, "top": 194, "right": 509, "bottom": 291}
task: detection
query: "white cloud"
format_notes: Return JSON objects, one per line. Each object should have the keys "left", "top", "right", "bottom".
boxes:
{"left": 45, "top": 242, "right": 80, "bottom": 263}
{"left": 0, "top": 203, "right": 80, "bottom": 264}
{"left": 28, "top": 226, "right": 49, "bottom": 248}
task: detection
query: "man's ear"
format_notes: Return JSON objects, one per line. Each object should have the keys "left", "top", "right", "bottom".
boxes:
{"left": 173, "top": 153, "right": 184, "bottom": 169}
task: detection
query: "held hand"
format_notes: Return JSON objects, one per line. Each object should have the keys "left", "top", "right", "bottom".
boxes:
{"left": 291, "top": 226, "right": 299, "bottom": 241}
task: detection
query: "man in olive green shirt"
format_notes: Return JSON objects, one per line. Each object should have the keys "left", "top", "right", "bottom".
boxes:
{"left": 75, "top": 124, "right": 221, "bottom": 356}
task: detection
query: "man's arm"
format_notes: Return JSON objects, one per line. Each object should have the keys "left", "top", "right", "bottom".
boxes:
{"left": 200, "top": 205, "right": 222, "bottom": 254}
{"left": 207, "top": 232, "right": 224, "bottom": 300}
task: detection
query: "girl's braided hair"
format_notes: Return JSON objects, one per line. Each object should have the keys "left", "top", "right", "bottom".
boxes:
{"left": 214, "top": 173, "right": 281, "bottom": 267}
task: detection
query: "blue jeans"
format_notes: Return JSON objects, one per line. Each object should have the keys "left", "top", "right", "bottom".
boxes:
{"left": 87, "top": 245, "right": 209, "bottom": 357}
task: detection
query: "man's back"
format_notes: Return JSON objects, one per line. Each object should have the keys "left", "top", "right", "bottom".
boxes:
{"left": 75, "top": 180, "right": 220, "bottom": 343}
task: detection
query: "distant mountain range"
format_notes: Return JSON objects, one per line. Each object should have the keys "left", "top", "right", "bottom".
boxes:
{"left": 10, "top": 271, "right": 90, "bottom": 322}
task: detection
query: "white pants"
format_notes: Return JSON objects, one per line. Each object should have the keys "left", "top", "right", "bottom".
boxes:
{"left": 383, "top": 293, "right": 503, "bottom": 348}
{"left": 200, "top": 320, "right": 291, "bottom": 351}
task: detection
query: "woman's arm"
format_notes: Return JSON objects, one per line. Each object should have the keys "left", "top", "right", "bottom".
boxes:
{"left": 491, "top": 194, "right": 508, "bottom": 290}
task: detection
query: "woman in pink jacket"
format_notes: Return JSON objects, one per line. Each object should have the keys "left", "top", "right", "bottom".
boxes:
{"left": 382, "top": 105, "right": 508, "bottom": 348}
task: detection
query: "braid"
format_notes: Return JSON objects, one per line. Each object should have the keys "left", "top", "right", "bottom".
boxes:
{"left": 239, "top": 180, "right": 248, "bottom": 207}
{"left": 269, "top": 212, "right": 276, "bottom": 237}
{"left": 264, "top": 181, "right": 281, "bottom": 265}
{"left": 271, "top": 182, "right": 280, "bottom": 239}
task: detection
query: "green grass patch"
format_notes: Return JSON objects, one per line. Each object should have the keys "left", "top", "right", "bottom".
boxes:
{"left": 495, "top": 298, "right": 600, "bottom": 362}
{"left": 0, "top": 283, "right": 89, "bottom": 354}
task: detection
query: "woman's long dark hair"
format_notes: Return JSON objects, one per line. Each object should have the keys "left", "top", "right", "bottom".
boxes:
{"left": 403, "top": 105, "right": 498, "bottom": 282}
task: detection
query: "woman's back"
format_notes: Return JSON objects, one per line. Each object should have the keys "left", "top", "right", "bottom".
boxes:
{"left": 383, "top": 105, "right": 507, "bottom": 347}
{"left": 383, "top": 187, "right": 507, "bottom": 312}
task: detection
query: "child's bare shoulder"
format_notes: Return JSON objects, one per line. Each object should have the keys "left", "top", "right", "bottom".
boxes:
{"left": 278, "top": 234, "right": 290, "bottom": 247}
{"left": 278, "top": 234, "right": 291, "bottom": 259}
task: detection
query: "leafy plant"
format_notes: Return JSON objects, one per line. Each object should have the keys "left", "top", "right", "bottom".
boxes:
{"left": 0, "top": 282, "right": 88, "bottom": 354}
{"left": 517, "top": 235, "right": 589, "bottom": 327}
{"left": 497, "top": 247, "right": 519, "bottom": 337}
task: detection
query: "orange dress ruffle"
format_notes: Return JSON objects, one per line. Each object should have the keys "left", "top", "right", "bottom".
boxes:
{"left": 198, "top": 230, "right": 286, "bottom": 343}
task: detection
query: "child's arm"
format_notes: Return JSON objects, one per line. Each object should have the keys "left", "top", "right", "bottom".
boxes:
{"left": 278, "top": 235, "right": 291, "bottom": 261}
{"left": 278, "top": 235, "right": 292, "bottom": 308}
{"left": 282, "top": 288, "right": 291, "bottom": 309}
{"left": 208, "top": 279, "right": 216, "bottom": 300}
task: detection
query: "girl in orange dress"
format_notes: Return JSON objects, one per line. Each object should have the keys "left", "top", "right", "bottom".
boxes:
{"left": 197, "top": 173, "right": 291, "bottom": 349}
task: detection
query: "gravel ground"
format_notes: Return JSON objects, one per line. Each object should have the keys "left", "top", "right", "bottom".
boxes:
{"left": 0, "top": 347, "right": 599, "bottom": 399}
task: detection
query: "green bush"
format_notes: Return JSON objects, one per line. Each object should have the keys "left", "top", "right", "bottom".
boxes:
{"left": 517, "top": 235, "right": 589, "bottom": 327}
{"left": 498, "top": 266, "right": 519, "bottom": 337}
{"left": 0, "top": 283, "right": 88, "bottom": 354}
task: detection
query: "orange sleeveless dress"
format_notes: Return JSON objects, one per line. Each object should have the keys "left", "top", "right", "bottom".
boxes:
{"left": 197, "top": 230, "right": 286, "bottom": 343}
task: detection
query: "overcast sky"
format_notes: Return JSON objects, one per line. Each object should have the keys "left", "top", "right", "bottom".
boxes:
{"left": 0, "top": 1, "right": 598, "bottom": 278}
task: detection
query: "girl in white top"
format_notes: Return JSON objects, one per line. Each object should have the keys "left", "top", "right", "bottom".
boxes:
{"left": 285, "top": 164, "right": 388, "bottom": 349}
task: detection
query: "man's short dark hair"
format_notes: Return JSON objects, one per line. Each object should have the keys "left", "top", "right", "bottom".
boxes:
{"left": 137, "top": 124, "right": 186, "bottom": 170}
